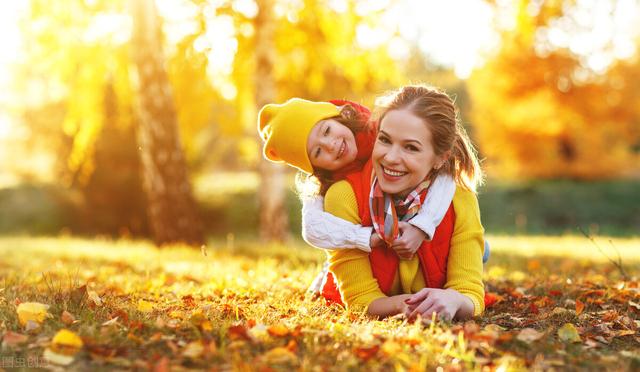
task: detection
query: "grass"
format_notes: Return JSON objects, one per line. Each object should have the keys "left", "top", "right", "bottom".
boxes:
{"left": 0, "top": 234, "right": 639, "bottom": 370}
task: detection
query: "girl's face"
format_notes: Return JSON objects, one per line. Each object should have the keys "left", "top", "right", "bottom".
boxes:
{"left": 306, "top": 118, "right": 358, "bottom": 171}
{"left": 372, "top": 109, "right": 444, "bottom": 198}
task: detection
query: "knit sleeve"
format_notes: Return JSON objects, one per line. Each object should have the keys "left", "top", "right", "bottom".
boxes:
{"left": 301, "top": 196, "right": 372, "bottom": 252}
{"left": 444, "top": 188, "right": 485, "bottom": 316}
{"left": 408, "top": 174, "right": 456, "bottom": 240}
{"left": 324, "top": 180, "right": 387, "bottom": 311}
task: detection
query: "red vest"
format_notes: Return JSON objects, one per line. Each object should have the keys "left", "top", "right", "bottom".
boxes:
{"left": 321, "top": 159, "right": 456, "bottom": 306}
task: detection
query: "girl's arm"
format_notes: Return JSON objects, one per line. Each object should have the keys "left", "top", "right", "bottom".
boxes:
{"left": 409, "top": 174, "right": 456, "bottom": 240}
{"left": 302, "top": 196, "right": 373, "bottom": 252}
{"left": 390, "top": 174, "right": 456, "bottom": 258}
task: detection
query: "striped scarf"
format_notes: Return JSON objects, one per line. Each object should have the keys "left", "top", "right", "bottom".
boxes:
{"left": 369, "top": 177, "right": 430, "bottom": 246}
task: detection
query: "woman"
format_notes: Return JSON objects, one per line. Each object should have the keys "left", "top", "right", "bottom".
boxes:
{"left": 321, "top": 85, "right": 485, "bottom": 320}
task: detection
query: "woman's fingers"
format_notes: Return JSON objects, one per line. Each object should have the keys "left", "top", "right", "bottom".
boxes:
{"left": 408, "top": 297, "right": 436, "bottom": 320}
{"left": 405, "top": 288, "right": 433, "bottom": 304}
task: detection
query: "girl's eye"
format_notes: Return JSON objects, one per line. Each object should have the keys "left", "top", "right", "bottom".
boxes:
{"left": 315, "top": 148, "right": 321, "bottom": 158}
{"left": 324, "top": 125, "right": 330, "bottom": 136}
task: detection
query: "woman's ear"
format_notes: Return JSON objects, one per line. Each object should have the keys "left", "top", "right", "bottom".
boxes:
{"left": 435, "top": 151, "right": 451, "bottom": 170}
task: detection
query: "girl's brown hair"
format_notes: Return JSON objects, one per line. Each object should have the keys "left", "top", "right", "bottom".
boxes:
{"left": 376, "top": 85, "right": 484, "bottom": 193}
{"left": 310, "top": 104, "right": 368, "bottom": 195}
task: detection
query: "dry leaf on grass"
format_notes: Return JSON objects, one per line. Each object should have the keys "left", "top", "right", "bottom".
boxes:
{"left": 516, "top": 328, "right": 545, "bottom": 343}
{"left": 16, "top": 302, "right": 49, "bottom": 327}
{"left": 2, "top": 331, "right": 29, "bottom": 348}
{"left": 44, "top": 329, "right": 84, "bottom": 365}
{"left": 558, "top": 323, "right": 581, "bottom": 343}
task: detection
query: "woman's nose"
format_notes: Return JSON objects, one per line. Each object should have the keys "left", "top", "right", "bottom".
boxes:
{"left": 383, "top": 146, "right": 401, "bottom": 163}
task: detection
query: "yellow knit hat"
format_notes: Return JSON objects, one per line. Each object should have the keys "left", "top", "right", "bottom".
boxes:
{"left": 258, "top": 98, "right": 340, "bottom": 174}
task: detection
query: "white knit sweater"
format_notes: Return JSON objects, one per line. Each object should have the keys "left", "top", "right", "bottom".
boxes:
{"left": 301, "top": 174, "right": 456, "bottom": 252}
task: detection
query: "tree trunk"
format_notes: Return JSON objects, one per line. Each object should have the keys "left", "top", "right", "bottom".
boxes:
{"left": 129, "top": 0, "right": 204, "bottom": 246}
{"left": 255, "top": 0, "right": 289, "bottom": 242}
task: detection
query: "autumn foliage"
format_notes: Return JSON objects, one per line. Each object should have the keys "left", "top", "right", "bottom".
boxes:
{"left": 468, "top": 1, "right": 640, "bottom": 180}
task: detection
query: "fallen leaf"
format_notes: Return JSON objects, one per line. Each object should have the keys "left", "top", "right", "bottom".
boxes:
{"left": 87, "top": 291, "right": 102, "bottom": 307}
{"left": 558, "top": 323, "right": 581, "bottom": 343}
{"left": 354, "top": 345, "right": 379, "bottom": 361}
{"left": 575, "top": 299, "right": 585, "bottom": 316}
{"left": 380, "top": 340, "right": 402, "bottom": 357}
{"left": 614, "top": 330, "right": 636, "bottom": 337}
{"left": 2, "top": 331, "right": 29, "bottom": 348}
{"left": 44, "top": 329, "right": 84, "bottom": 366}
{"left": 628, "top": 300, "right": 640, "bottom": 311}
{"left": 286, "top": 339, "right": 298, "bottom": 353}
{"left": 154, "top": 356, "right": 170, "bottom": 372}
{"left": 43, "top": 347, "right": 75, "bottom": 366}
{"left": 182, "top": 341, "right": 204, "bottom": 358}
{"left": 527, "top": 260, "right": 541, "bottom": 271}
{"left": 61, "top": 311, "right": 76, "bottom": 326}
{"left": 101, "top": 317, "right": 119, "bottom": 327}
{"left": 227, "top": 324, "right": 251, "bottom": 341}
{"left": 137, "top": 300, "right": 154, "bottom": 313}
{"left": 16, "top": 302, "right": 50, "bottom": 327}
{"left": 268, "top": 323, "right": 290, "bottom": 337}
{"left": 516, "top": 328, "right": 545, "bottom": 343}
{"left": 261, "top": 347, "right": 298, "bottom": 365}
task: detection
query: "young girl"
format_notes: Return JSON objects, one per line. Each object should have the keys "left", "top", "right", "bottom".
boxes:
{"left": 258, "top": 98, "right": 457, "bottom": 291}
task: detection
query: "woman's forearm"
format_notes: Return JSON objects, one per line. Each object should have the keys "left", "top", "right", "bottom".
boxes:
{"left": 454, "top": 292, "right": 475, "bottom": 320}
{"left": 367, "top": 294, "right": 413, "bottom": 318}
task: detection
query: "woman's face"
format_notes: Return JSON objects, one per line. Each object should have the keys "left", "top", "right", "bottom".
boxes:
{"left": 372, "top": 109, "right": 443, "bottom": 198}
{"left": 306, "top": 118, "right": 358, "bottom": 171}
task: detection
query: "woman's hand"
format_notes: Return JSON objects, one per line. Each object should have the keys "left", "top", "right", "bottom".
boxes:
{"left": 391, "top": 222, "right": 427, "bottom": 259}
{"left": 403, "top": 288, "right": 471, "bottom": 322}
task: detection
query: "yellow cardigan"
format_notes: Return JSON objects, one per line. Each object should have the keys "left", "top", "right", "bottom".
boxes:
{"left": 324, "top": 180, "right": 485, "bottom": 316}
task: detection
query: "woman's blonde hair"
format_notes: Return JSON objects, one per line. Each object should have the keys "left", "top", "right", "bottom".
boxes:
{"left": 375, "top": 84, "right": 484, "bottom": 192}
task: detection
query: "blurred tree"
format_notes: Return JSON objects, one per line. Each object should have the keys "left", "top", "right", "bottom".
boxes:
{"left": 468, "top": 0, "right": 640, "bottom": 179}
{"left": 129, "top": 0, "right": 203, "bottom": 246}
{"left": 254, "top": 0, "right": 289, "bottom": 242}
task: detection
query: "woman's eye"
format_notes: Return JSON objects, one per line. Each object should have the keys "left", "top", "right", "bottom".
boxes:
{"left": 377, "top": 136, "right": 390, "bottom": 144}
{"left": 315, "top": 148, "right": 321, "bottom": 158}
{"left": 406, "top": 145, "right": 419, "bottom": 152}
{"left": 324, "top": 126, "right": 330, "bottom": 136}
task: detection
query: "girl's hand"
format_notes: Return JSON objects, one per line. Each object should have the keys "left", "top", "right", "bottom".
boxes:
{"left": 391, "top": 222, "right": 427, "bottom": 259}
{"left": 369, "top": 231, "right": 385, "bottom": 249}
{"left": 403, "top": 288, "right": 466, "bottom": 322}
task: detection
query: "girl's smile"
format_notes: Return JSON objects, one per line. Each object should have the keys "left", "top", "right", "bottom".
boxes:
{"left": 306, "top": 118, "right": 357, "bottom": 171}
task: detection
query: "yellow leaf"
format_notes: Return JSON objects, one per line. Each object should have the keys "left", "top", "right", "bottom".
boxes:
{"left": 51, "top": 329, "right": 83, "bottom": 355}
{"left": 261, "top": 347, "right": 298, "bottom": 365}
{"left": 557, "top": 323, "right": 581, "bottom": 343}
{"left": 16, "top": 302, "right": 49, "bottom": 326}
{"left": 380, "top": 340, "right": 402, "bottom": 357}
{"left": 137, "top": 300, "right": 154, "bottom": 313}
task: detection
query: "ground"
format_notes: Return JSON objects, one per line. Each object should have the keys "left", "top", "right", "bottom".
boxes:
{"left": 0, "top": 235, "right": 639, "bottom": 371}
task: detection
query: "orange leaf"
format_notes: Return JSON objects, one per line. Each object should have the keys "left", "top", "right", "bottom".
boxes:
{"left": 575, "top": 299, "right": 585, "bottom": 315}
{"left": 354, "top": 345, "right": 379, "bottom": 361}
{"left": 2, "top": 331, "right": 29, "bottom": 348}
{"left": 268, "top": 324, "right": 289, "bottom": 337}
{"left": 227, "top": 324, "right": 250, "bottom": 341}
{"left": 484, "top": 292, "right": 501, "bottom": 308}
{"left": 61, "top": 311, "right": 76, "bottom": 326}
